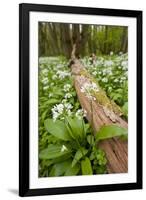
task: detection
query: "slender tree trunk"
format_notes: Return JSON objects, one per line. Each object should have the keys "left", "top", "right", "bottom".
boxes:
{"left": 104, "top": 26, "right": 108, "bottom": 54}
{"left": 79, "top": 25, "right": 90, "bottom": 56}
{"left": 72, "top": 24, "right": 80, "bottom": 57}
{"left": 121, "top": 28, "right": 128, "bottom": 53}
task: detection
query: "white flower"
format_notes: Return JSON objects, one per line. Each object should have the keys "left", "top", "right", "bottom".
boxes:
{"left": 63, "top": 84, "right": 71, "bottom": 92}
{"left": 57, "top": 70, "right": 71, "bottom": 79}
{"left": 104, "top": 60, "right": 113, "bottom": 67}
{"left": 51, "top": 102, "right": 73, "bottom": 121}
{"left": 75, "top": 109, "right": 87, "bottom": 119}
{"left": 102, "top": 68, "right": 112, "bottom": 76}
{"left": 64, "top": 93, "right": 72, "bottom": 99}
{"left": 50, "top": 82, "right": 54, "bottom": 86}
{"left": 114, "top": 78, "right": 118, "bottom": 83}
{"left": 67, "top": 110, "right": 72, "bottom": 116}
{"left": 61, "top": 145, "right": 67, "bottom": 152}
{"left": 43, "top": 86, "right": 49, "bottom": 90}
{"left": 52, "top": 74, "right": 57, "bottom": 80}
{"left": 110, "top": 51, "right": 114, "bottom": 56}
{"left": 121, "top": 61, "right": 128, "bottom": 69}
{"left": 42, "top": 68, "right": 48, "bottom": 76}
{"left": 48, "top": 93, "right": 53, "bottom": 98}
{"left": 81, "top": 82, "right": 99, "bottom": 100}
{"left": 52, "top": 111, "right": 60, "bottom": 121}
{"left": 102, "top": 77, "right": 108, "bottom": 83}
{"left": 64, "top": 103, "right": 73, "bottom": 110}
{"left": 42, "top": 77, "right": 49, "bottom": 85}
{"left": 121, "top": 77, "right": 126, "bottom": 81}
{"left": 108, "top": 86, "right": 112, "bottom": 92}
{"left": 95, "top": 60, "right": 103, "bottom": 66}
{"left": 92, "top": 71, "right": 97, "bottom": 76}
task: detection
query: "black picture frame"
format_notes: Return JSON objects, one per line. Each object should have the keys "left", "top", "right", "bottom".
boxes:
{"left": 19, "top": 3, "right": 143, "bottom": 197}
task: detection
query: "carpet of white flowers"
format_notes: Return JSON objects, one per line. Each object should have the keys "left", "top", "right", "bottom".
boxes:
{"left": 39, "top": 53, "right": 128, "bottom": 177}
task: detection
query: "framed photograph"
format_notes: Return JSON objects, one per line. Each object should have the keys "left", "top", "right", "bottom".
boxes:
{"left": 19, "top": 3, "right": 142, "bottom": 196}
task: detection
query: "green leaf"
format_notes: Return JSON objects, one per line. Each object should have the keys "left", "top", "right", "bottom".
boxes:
{"left": 45, "top": 99, "right": 60, "bottom": 105}
{"left": 65, "top": 116, "right": 85, "bottom": 140}
{"left": 81, "top": 157, "right": 93, "bottom": 175}
{"left": 96, "top": 125, "right": 128, "bottom": 141}
{"left": 122, "top": 102, "right": 128, "bottom": 117}
{"left": 87, "top": 135, "right": 95, "bottom": 146}
{"left": 84, "top": 123, "right": 91, "bottom": 134}
{"left": 64, "top": 163, "right": 80, "bottom": 176}
{"left": 44, "top": 118, "right": 71, "bottom": 141}
{"left": 49, "top": 159, "right": 72, "bottom": 177}
{"left": 72, "top": 148, "right": 88, "bottom": 167}
{"left": 52, "top": 153, "right": 71, "bottom": 163}
{"left": 39, "top": 144, "right": 70, "bottom": 160}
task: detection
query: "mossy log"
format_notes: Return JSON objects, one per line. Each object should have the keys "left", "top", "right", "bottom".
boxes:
{"left": 71, "top": 58, "right": 128, "bottom": 174}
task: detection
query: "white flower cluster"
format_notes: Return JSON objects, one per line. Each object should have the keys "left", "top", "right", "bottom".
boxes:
{"left": 43, "top": 86, "right": 49, "bottom": 90}
{"left": 114, "top": 76, "right": 127, "bottom": 83}
{"left": 52, "top": 74, "right": 58, "bottom": 80}
{"left": 41, "top": 77, "right": 49, "bottom": 85}
{"left": 56, "top": 70, "right": 71, "bottom": 79}
{"left": 121, "top": 61, "right": 128, "bottom": 70}
{"left": 75, "top": 109, "right": 87, "bottom": 119}
{"left": 63, "top": 84, "right": 71, "bottom": 92}
{"left": 81, "top": 82, "right": 99, "bottom": 100}
{"left": 104, "top": 60, "right": 113, "bottom": 67}
{"left": 102, "top": 68, "right": 112, "bottom": 76}
{"left": 64, "top": 93, "right": 72, "bottom": 99}
{"left": 102, "top": 77, "right": 108, "bottom": 83}
{"left": 41, "top": 68, "right": 49, "bottom": 76}
{"left": 92, "top": 71, "right": 97, "bottom": 76}
{"left": 51, "top": 101, "right": 73, "bottom": 121}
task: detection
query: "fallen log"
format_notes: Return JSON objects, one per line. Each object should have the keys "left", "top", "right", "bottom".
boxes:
{"left": 71, "top": 58, "right": 128, "bottom": 174}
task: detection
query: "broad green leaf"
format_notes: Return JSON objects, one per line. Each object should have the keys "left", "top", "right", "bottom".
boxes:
{"left": 49, "top": 159, "right": 72, "bottom": 177}
{"left": 65, "top": 116, "right": 85, "bottom": 140}
{"left": 53, "top": 153, "right": 71, "bottom": 164}
{"left": 72, "top": 148, "right": 88, "bottom": 167}
{"left": 44, "top": 118, "right": 71, "bottom": 141}
{"left": 45, "top": 99, "right": 60, "bottom": 105}
{"left": 81, "top": 157, "right": 93, "bottom": 175}
{"left": 96, "top": 125, "right": 128, "bottom": 141}
{"left": 87, "top": 135, "right": 95, "bottom": 146}
{"left": 39, "top": 144, "right": 70, "bottom": 160}
{"left": 64, "top": 163, "right": 80, "bottom": 176}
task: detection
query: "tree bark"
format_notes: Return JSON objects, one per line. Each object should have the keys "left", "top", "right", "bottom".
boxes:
{"left": 70, "top": 56, "right": 128, "bottom": 173}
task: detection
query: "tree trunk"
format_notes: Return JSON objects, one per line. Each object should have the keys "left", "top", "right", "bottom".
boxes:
{"left": 79, "top": 25, "right": 90, "bottom": 56}
{"left": 60, "top": 24, "right": 72, "bottom": 58}
{"left": 70, "top": 55, "right": 128, "bottom": 173}
{"left": 121, "top": 28, "right": 128, "bottom": 53}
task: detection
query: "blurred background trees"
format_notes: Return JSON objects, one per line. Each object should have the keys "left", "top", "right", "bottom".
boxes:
{"left": 39, "top": 22, "right": 128, "bottom": 58}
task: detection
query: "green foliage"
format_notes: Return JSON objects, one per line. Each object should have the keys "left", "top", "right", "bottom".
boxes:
{"left": 83, "top": 53, "right": 128, "bottom": 108}
{"left": 39, "top": 23, "right": 127, "bottom": 57}
{"left": 40, "top": 116, "right": 108, "bottom": 177}
{"left": 44, "top": 119, "right": 72, "bottom": 141}
{"left": 96, "top": 125, "right": 128, "bottom": 142}
{"left": 122, "top": 102, "right": 128, "bottom": 119}
{"left": 72, "top": 148, "right": 88, "bottom": 167}
{"left": 39, "top": 144, "right": 70, "bottom": 159}
{"left": 39, "top": 56, "right": 128, "bottom": 177}
{"left": 81, "top": 157, "right": 93, "bottom": 175}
